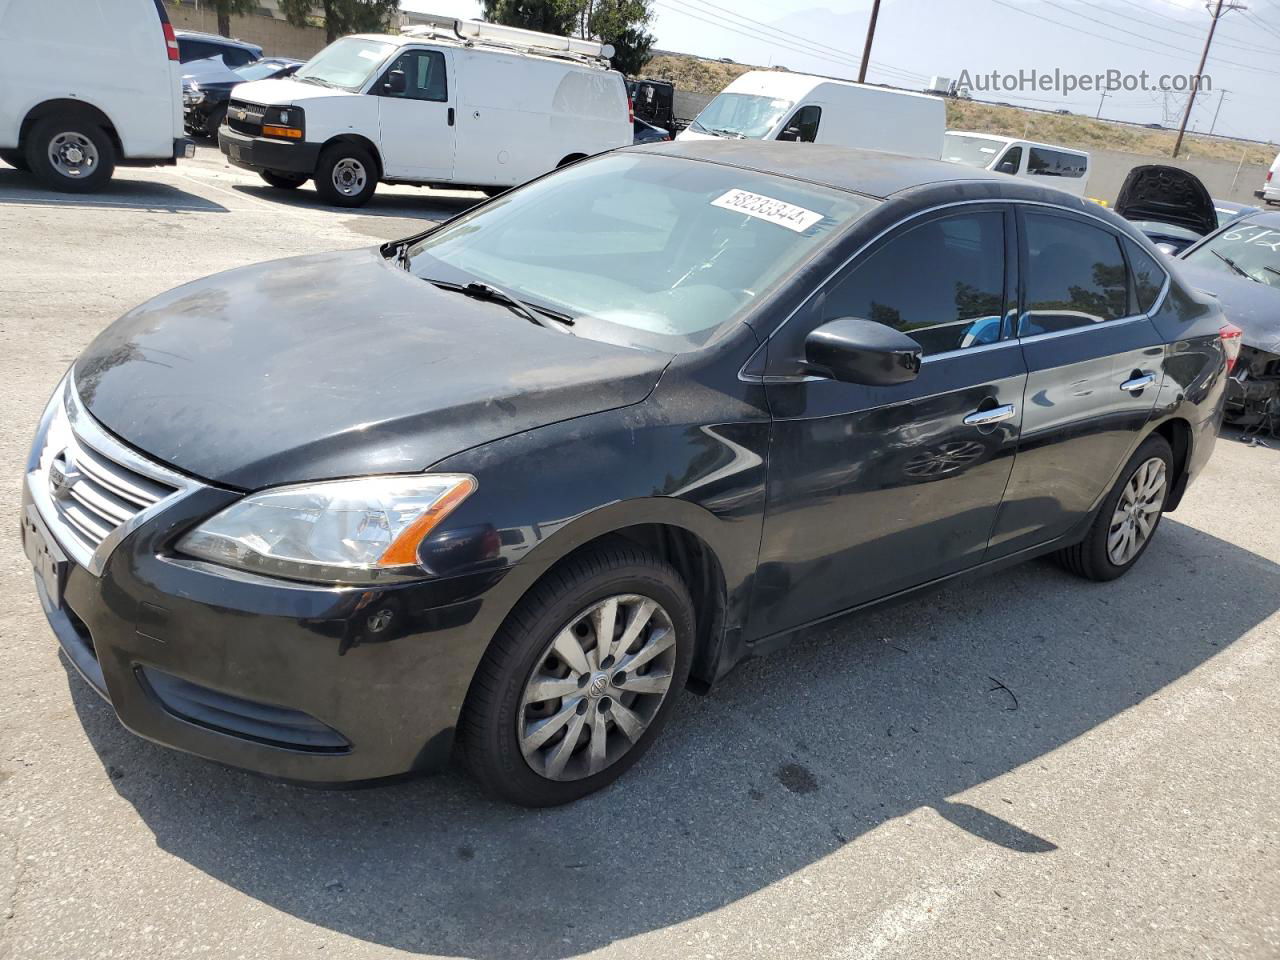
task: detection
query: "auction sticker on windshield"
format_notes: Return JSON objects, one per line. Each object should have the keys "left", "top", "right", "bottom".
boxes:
{"left": 711, "top": 189, "right": 824, "bottom": 233}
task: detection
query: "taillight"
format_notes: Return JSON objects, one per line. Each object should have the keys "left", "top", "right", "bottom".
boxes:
{"left": 627, "top": 95, "right": 634, "bottom": 124}
{"left": 1268, "top": 170, "right": 1274, "bottom": 183}
{"left": 1220, "top": 321, "right": 1243, "bottom": 373}
{"left": 163, "top": 22, "right": 179, "bottom": 61}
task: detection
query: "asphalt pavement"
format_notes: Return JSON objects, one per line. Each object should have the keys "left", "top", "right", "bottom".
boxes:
{"left": 1, "top": 145, "right": 1277, "bottom": 960}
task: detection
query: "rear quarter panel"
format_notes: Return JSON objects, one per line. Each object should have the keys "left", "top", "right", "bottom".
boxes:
{"left": 811, "top": 85, "right": 945, "bottom": 159}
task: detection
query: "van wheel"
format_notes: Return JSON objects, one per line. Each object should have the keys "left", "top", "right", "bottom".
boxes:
{"left": 315, "top": 143, "right": 377, "bottom": 207}
{"left": 260, "top": 170, "right": 307, "bottom": 190}
{"left": 25, "top": 116, "right": 115, "bottom": 192}
{"left": 460, "top": 542, "right": 694, "bottom": 806}
{"left": 0, "top": 149, "right": 29, "bottom": 172}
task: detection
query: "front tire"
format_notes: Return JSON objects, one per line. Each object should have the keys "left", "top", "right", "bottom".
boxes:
{"left": 460, "top": 543, "right": 694, "bottom": 806}
{"left": 260, "top": 169, "right": 307, "bottom": 190}
{"left": 1055, "top": 433, "right": 1173, "bottom": 581}
{"left": 314, "top": 143, "right": 377, "bottom": 207}
{"left": 24, "top": 115, "right": 115, "bottom": 192}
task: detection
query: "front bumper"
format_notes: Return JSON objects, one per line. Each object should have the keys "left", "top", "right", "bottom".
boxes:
{"left": 218, "top": 126, "right": 319, "bottom": 175}
{"left": 21, "top": 394, "right": 509, "bottom": 783}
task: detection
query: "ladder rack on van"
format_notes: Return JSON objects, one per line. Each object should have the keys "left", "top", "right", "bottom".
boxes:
{"left": 401, "top": 16, "right": 615, "bottom": 68}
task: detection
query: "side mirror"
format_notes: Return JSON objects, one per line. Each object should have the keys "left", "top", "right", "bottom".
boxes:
{"left": 384, "top": 70, "right": 407, "bottom": 95}
{"left": 995, "top": 159, "right": 1017, "bottom": 174}
{"left": 804, "top": 317, "right": 922, "bottom": 386}
{"left": 777, "top": 125, "right": 802, "bottom": 142}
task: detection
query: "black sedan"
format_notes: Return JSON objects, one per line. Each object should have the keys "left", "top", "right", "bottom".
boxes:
{"left": 21, "top": 143, "right": 1233, "bottom": 806}
{"left": 183, "top": 57, "right": 302, "bottom": 138}
{"left": 1176, "top": 210, "right": 1280, "bottom": 434}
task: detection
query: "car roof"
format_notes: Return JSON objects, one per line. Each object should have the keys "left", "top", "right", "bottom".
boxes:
{"left": 628, "top": 140, "right": 1014, "bottom": 200}
{"left": 946, "top": 130, "right": 1088, "bottom": 156}
{"left": 175, "top": 30, "right": 261, "bottom": 50}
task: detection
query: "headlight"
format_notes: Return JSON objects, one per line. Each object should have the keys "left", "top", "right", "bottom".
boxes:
{"left": 177, "top": 474, "right": 476, "bottom": 584}
{"left": 262, "top": 105, "right": 304, "bottom": 139}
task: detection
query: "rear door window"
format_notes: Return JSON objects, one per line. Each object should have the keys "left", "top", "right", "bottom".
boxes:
{"left": 1021, "top": 212, "right": 1129, "bottom": 335}
{"left": 1027, "top": 148, "right": 1087, "bottom": 179}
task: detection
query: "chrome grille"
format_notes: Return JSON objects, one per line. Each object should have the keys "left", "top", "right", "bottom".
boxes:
{"left": 27, "top": 378, "right": 202, "bottom": 576}
{"left": 227, "top": 99, "right": 265, "bottom": 136}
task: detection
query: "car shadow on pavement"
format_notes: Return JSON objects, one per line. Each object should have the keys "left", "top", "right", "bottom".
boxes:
{"left": 231, "top": 182, "right": 484, "bottom": 221}
{"left": 0, "top": 169, "right": 228, "bottom": 214}
{"left": 66, "top": 516, "right": 1280, "bottom": 958}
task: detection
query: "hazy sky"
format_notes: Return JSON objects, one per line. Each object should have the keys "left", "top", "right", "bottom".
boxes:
{"left": 402, "top": 0, "right": 1280, "bottom": 145}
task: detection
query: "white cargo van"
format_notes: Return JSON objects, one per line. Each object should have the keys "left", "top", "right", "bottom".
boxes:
{"left": 0, "top": 0, "right": 192, "bottom": 191}
{"left": 1257, "top": 150, "right": 1280, "bottom": 205}
{"left": 676, "top": 71, "right": 945, "bottom": 159}
{"left": 220, "top": 17, "right": 632, "bottom": 207}
{"left": 942, "top": 131, "right": 1091, "bottom": 197}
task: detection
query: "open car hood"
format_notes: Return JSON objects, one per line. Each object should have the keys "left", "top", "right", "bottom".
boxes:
{"left": 1115, "top": 165, "right": 1217, "bottom": 237}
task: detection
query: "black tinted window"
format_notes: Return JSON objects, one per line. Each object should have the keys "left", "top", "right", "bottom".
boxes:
{"left": 1124, "top": 239, "right": 1166, "bottom": 313}
{"left": 382, "top": 49, "right": 448, "bottom": 101}
{"left": 785, "top": 105, "right": 821, "bottom": 142}
{"left": 820, "top": 211, "right": 1006, "bottom": 356}
{"left": 178, "top": 39, "right": 214, "bottom": 63}
{"left": 1022, "top": 213, "right": 1128, "bottom": 334}
{"left": 1027, "top": 148, "right": 1087, "bottom": 179}
{"left": 222, "top": 46, "right": 255, "bottom": 68}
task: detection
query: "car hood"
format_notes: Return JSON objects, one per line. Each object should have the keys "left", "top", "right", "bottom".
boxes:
{"left": 1115, "top": 165, "right": 1217, "bottom": 237}
{"left": 229, "top": 76, "right": 357, "bottom": 105}
{"left": 1175, "top": 260, "right": 1280, "bottom": 354}
{"left": 74, "top": 249, "right": 671, "bottom": 490}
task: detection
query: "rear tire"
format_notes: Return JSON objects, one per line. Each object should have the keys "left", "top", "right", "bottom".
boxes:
{"left": 1054, "top": 433, "right": 1173, "bottom": 581}
{"left": 24, "top": 115, "right": 115, "bottom": 192}
{"left": 0, "top": 148, "right": 29, "bottom": 172}
{"left": 260, "top": 169, "right": 307, "bottom": 190}
{"left": 460, "top": 542, "right": 694, "bottom": 806}
{"left": 314, "top": 143, "right": 377, "bottom": 207}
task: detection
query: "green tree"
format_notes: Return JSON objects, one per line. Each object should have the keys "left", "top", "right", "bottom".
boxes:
{"left": 584, "top": 0, "right": 654, "bottom": 76}
{"left": 481, "top": 0, "right": 581, "bottom": 35}
{"left": 211, "top": 0, "right": 257, "bottom": 39}
{"left": 279, "top": 0, "right": 401, "bottom": 44}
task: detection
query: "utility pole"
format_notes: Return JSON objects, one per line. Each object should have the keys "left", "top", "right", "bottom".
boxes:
{"left": 1173, "top": 0, "right": 1245, "bottom": 157}
{"left": 1210, "top": 88, "right": 1230, "bottom": 135}
{"left": 858, "top": 0, "right": 882, "bottom": 83}
{"left": 1096, "top": 90, "right": 1109, "bottom": 119}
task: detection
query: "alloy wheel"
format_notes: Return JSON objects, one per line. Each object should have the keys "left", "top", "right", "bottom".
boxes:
{"left": 517, "top": 594, "right": 677, "bottom": 782}
{"left": 47, "top": 132, "right": 99, "bottom": 180}
{"left": 1107, "top": 456, "right": 1166, "bottom": 565}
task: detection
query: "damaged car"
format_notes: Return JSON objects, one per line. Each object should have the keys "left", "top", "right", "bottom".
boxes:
{"left": 1177, "top": 211, "right": 1280, "bottom": 435}
{"left": 1115, "top": 164, "right": 1219, "bottom": 256}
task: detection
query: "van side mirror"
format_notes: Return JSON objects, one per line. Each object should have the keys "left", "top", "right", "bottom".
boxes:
{"left": 777, "top": 126, "right": 802, "bottom": 142}
{"left": 384, "top": 70, "right": 407, "bottom": 95}
{"left": 995, "top": 158, "right": 1017, "bottom": 174}
{"left": 804, "top": 318, "right": 922, "bottom": 386}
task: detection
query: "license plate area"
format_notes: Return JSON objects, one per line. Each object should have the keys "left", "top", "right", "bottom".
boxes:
{"left": 228, "top": 143, "right": 241, "bottom": 162}
{"left": 23, "top": 505, "right": 69, "bottom": 609}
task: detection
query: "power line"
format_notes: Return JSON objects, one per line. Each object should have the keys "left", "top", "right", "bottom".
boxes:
{"left": 1091, "top": 0, "right": 1280, "bottom": 55}
{"left": 675, "top": 0, "right": 877, "bottom": 71}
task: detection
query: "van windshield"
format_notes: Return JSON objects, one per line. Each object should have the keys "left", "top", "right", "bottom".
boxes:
{"left": 690, "top": 93, "right": 794, "bottom": 139}
{"left": 295, "top": 37, "right": 393, "bottom": 91}
{"left": 402, "top": 153, "right": 876, "bottom": 350}
{"left": 942, "top": 133, "right": 1005, "bottom": 168}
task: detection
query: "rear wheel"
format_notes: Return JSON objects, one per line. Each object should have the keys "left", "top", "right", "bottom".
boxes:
{"left": 1055, "top": 433, "right": 1173, "bottom": 581}
{"left": 460, "top": 543, "right": 694, "bottom": 806}
{"left": 24, "top": 115, "right": 115, "bottom": 192}
{"left": 314, "top": 143, "right": 377, "bottom": 207}
{"left": 259, "top": 169, "right": 307, "bottom": 190}
{"left": 0, "top": 148, "right": 28, "bottom": 172}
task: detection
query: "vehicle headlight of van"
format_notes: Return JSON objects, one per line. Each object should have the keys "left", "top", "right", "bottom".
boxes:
{"left": 177, "top": 474, "right": 476, "bottom": 584}
{"left": 262, "top": 105, "right": 305, "bottom": 140}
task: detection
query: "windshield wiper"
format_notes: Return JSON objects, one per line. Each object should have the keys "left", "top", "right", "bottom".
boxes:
{"left": 1212, "top": 249, "right": 1252, "bottom": 280}
{"left": 297, "top": 75, "right": 335, "bottom": 88}
{"left": 709, "top": 127, "right": 746, "bottom": 139}
{"left": 425, "top": 278, "right": 575, "bottom": 329}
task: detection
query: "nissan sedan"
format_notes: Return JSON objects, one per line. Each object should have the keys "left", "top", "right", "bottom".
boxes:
{"left": 22, "top": 142, "right": 1234, "bottom": 806}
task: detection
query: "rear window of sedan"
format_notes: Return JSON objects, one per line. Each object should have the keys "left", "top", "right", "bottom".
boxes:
{"left": 405, "top": 153, "right": 877, "bottom": 348}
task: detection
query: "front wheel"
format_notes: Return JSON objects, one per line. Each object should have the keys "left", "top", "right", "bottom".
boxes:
{"left": 460, "top": 543, "right": 694, "bottom": 806}
{"left": 260, "top": 169, "right": 307, "bottom": 190}
{"left": 24, "top": 116, "right": 115, "bottom": 192}
{"left": 314, "top": 143, "right": 377, "bottom": 207}
{"left": 1055, "top": 433, "right": 1173, "bottom": 581}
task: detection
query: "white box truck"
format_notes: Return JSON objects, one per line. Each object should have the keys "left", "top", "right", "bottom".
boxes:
{"left": 219, "top": 17, "right": 632, "bottom": 207}
{"left": 676, "top": 70, "right": 945, "bottom": 159}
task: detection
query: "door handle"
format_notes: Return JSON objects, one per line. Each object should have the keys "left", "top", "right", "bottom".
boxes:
{"left": 963, "top": 403, "right": 1016, "bottom": 426}
{"left": 1120, "top": 373, "right": 1155, "bottom": 393}
{"left": 447, "top": 107, "right": 455, "bottom": 126}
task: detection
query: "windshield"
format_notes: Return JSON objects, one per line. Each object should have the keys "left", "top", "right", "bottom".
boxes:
{"left": 1183, "top": 218, "right": 1280, "bottom": 287}
{"left": 295, "top": 37, "right": 392, "bottom": 91}
{"left": 403, "top": 153, "right": 876, "bottom": 349}
{"left": 691, "top": 93, "right": 794, "bottom": 139}
{"left": 235, "top": 60, "right": 287, "bottom": 82}
{"left": 942, "top": 134, "right": 1004, "bottom": 168}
